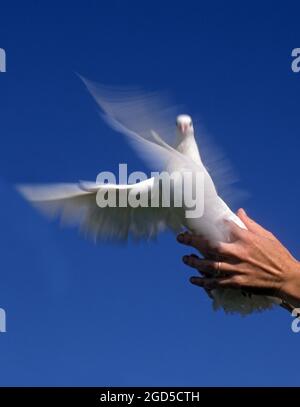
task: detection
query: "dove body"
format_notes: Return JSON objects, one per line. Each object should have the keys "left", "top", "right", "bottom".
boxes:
{"left": 172, "top": 115, "right": 245, "bottom": 244}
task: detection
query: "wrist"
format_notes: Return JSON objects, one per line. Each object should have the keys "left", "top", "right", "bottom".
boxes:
{"left": 278, "top": 260, "right": 300, "bottom": 307}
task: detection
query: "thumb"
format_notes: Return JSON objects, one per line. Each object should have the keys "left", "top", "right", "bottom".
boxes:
{"left": 237, "top": 208, "right": 276, "bottom": 241}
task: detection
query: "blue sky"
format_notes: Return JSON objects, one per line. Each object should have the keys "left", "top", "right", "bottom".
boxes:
{"left": 0, "top": 0, "right": 300, "bottom": 386}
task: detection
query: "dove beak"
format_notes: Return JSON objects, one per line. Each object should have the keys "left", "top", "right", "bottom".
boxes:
{"left": 179, "top": 124, "right": 188, "bottom": 135}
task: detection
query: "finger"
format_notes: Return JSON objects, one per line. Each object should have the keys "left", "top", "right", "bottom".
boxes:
{"left": 177, "top": 231, "right": 236, "bottom": 258}
{"left": 177, "top": 231, "right": 240, "bottom": 259}
{"left": 188, "top": 276, "right": 214, "bottom": 297}
{"left": 236, "top": 208, "right": 276, "bottom": 241}
{"left": 190, "top": 275, "right": 244, "bottom": 289}
{"left": 189, "top": 276, "right": 214, "bottom": 288}
{"left": 182, "top": 254, "right": 201, "bottom": 264}
{"left": 189, "top": 276, "right": 222, "bottom": 289}
{"left": 177, "top": 232, "right": 211, "bottom": 254}
{"left": 183, "top": 255, "right": 212, "bottom": 276}
{"left": 183, "top": 256, "right": 236, "bottom": 275}
{"left": 186, "top": 254, "right": 214, "bottom": 278}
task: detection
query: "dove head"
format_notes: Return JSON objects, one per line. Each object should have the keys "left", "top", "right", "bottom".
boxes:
{"left": 176, "top": 115, "right": 194, "bottom": 137}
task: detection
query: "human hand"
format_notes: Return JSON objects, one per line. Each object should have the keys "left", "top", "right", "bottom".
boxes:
{"left": 177, "top": 209, "right": 300, "bottom": 304}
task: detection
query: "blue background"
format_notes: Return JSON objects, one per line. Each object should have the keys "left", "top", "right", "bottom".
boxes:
{"left": 0, "top": 0, "right": 300, "bottom": 386}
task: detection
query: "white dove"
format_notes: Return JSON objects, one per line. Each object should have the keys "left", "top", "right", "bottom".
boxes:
{"left": 17, "top": 79, "right": 279, "bottom": 315}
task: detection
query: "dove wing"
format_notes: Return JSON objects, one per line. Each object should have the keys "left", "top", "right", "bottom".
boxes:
{"left": 17, "top": 180, "right": 185, "bottom": 242}
{"left": 80, "top": 78, "right": 194, "bottom": 171}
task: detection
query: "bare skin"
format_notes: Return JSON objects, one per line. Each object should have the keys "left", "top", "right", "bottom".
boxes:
{"left": 177, "top": 208, "right": 300, "bottom": 307}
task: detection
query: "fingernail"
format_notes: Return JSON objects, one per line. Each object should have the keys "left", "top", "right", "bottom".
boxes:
{"left": 189, "top": 277, "right": 197, "bottom": 284}
{"left": 177, "top": 234, "right": 184, "bottom": 243}
{"left": 240, "top": 208, "right": 247, "bottom": 215}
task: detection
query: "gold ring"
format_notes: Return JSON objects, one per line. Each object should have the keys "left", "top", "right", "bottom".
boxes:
{"left": 216, "top": 261, "right": 221, "bottom": 276}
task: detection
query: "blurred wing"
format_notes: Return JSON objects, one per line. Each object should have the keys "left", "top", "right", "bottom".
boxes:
{"left": 80, "top": 77, "right": 245, "bottom": 207}
{"left": 17, "top": 181, "right": 185, "bottom": 242}
{"left": 193, "top": 120, "right": 248, "bottom": 210}
{"left": 80, "top": 77, "right": 185, "bottom": 171}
